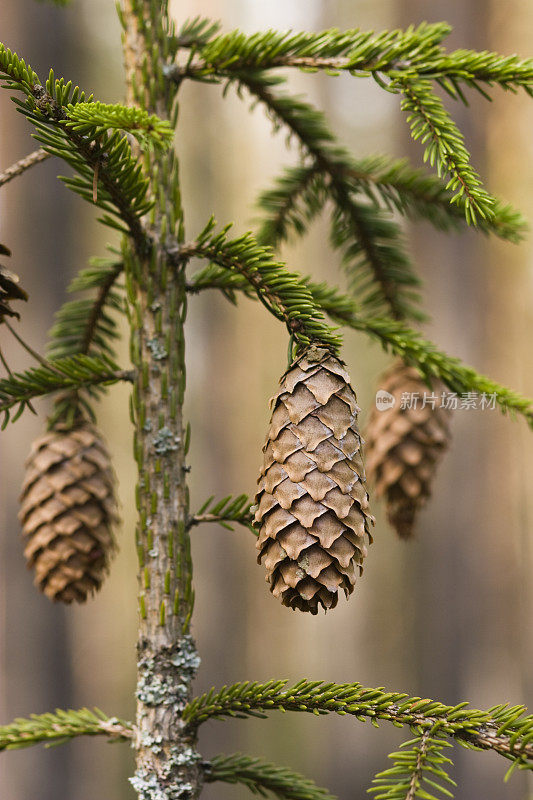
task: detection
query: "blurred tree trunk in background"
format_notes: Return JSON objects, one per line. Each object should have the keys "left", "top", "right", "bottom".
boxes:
{"left": 487, "top": 3, "right": 533, "bottom": 799}
{"left": 0, "top": 2, "right": 531, "bottom": 800}
{"left": 0, "top": 3, "right": 74, "bottom": 799}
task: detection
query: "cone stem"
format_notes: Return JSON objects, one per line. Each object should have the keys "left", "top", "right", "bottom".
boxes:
{"left": 121, "top": 2, "right": 201, "bottom": 798}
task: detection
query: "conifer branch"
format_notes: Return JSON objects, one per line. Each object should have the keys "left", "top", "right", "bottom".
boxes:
{"left": 187, "top": 266, "right": 533, "bottom": 427}
{"left": 184, "top": 680, "right": 533, "bottom": 768}
{"left": 47, "top": 258, "right": 124, "bottom": 362}
{"left": 176, "top": 220, "right": 342, "bottom": 352}
{"left": 65, "top": 102, "right": 174, "bottom": 150}
{"left": 235, "top": 73, "right": 420, "bottom": 320}
{"left": 0, "top": 46, "right": 151, "bottom": 247}
{"left": 169, "top": 23, "right": 533, "bottom": 98}
{"left": 167, "top": 22, "right": 451, "bottom": 80}
{"left": 0, "top": 708, "right": 132, "bottom": 751}
{"left": 370, "top": 728, "right": 456, "bottom": 800}
{"left": 0, "top": 355, "right": 132, "bottom": 426}
{"left": 46, "top": 257, "right": 125, "bottom": 421}
{"left": 188, "top": 494, "right": 255, "bottom": 533}
{"left": 205, "top": 753, "right": 337, "bottom": 800}
{"left": 257, "top": 158, "right": 526, "bottom": 247}
{"left": 0, "top": 148, "right": 50, "bottom": 188}
{"left": 396, "top": 80, "right": 494, "bottom": 224}
{"left": 255, "top": 164, "right": 326, "bottom": 248}
{"left": 175, "top": 17, "right": 222, "bottom": 49}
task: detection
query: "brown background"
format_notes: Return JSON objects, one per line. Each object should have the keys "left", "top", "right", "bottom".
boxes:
{"left": 0, "top": 1, "right": 531, "bottom": 798}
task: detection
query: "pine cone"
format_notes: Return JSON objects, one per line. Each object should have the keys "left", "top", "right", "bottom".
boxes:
{"left": 254, "top": 346, "right": 373, "bottom": 614}
{"left": 0, "top": 260, "right": 28, "bottom": 321}
{"left": 365, "top": 360, "right": 452, "bottom": 539}
{"left": 19, "top": 422, "right": 118, "bottom": 603}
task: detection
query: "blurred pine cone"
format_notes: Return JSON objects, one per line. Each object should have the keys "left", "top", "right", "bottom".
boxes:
{"left": 0, "top": 249, "right": 28, "bottom": 321}
{"left": 254, "top": 346, "right": 373, "bottom": 614}
{"left": 19, "top": 422, "right": 118, "bottom": 603}
{"left": 365, "top": 360, "right": 452, "bottom": 539}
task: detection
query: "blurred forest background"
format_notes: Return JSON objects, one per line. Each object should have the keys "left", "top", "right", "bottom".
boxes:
{"left": 0, "top": 0, "right": 532, "bottom": 798}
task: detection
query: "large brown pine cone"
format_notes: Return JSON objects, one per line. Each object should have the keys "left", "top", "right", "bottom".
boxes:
{"left": 365, "top": 360, "right": 452, "bottom": 539}
{"left": 19, "top": 422, "right": 118, "bottom": 603}
{"left": 254, "top": 346, "right": 374, "bottom": 614}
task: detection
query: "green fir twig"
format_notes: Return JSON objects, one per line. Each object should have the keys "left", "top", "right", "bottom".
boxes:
{"left": 0, "top": 355, "right": 132, "bottom": 426}
{"left": 206, "top": 752, "right": 337, "bottom": 800}
{"left": 184, "top": 680, "right": 533, "bottom": 769}
{"left": 177, "top": 219, "right": 342, "bottom": 352}
{"left": 188, "top": 494, "right": 256, "bottom": 533}
{"left": 369, "top": 727, "right": 456, "bottom": 800}
{"left": 0, "top": 708, "right": 132, "bottom": 751}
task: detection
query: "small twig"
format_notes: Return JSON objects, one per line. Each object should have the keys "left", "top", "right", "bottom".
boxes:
{"left": 0, "top": 148, "right": 50, "bottom": 189}
{"left": 97, "top": 718, "right": 134, "bottom": 741}
{"left": 188, "top": 512, "right": 255, "bottom": 530}
{"left": 4, "top": 319, "right": 63, "bottom": 371}
{"left": 0, "top": 343, "right": 37, "bottom": 414}
{"left": 407, "top": 730, "right": 432, "bottom": 800}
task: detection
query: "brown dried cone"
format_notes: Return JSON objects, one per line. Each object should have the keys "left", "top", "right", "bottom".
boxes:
{"left": 19, "top": 422, "right": 118, "bottom": 603}
{"left": 365, "top": 360, "right": 452, "bottom": 539}
{"left": 254, "top": 346, "right": 374, "bottom": 614}
{"left": 0, "top": 258, "right": 28, "bottom": 321}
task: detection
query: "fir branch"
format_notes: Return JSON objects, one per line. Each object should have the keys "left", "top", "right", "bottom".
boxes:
{"left": 184, "top": 680, "right": 533, "bottom": 768}
{"left": 330, "top": 193, "right": 419, "bottom": 321}
{"left": 0, "top": 148, "right": 50, "bottom": 188}
{"left": 167, "top": 22, "right": 451, "bottom": 80}
{"left": 176, "top": 219, "right": 342, "bottom": 352}
{"left": 47, "top": 257, "right": 124, "bottom": 362}
{"left": 170, "top": 23, "right": 533, "bottom": 98}
{"left": 0, "top": 708, "right": 132, "bottom": 751}
{"left": 237, "top": 72, "right": 420, "bottom": 320}
{"left": 46, "top": 256, "right": 125, "bottom": 420}
{"left": 338, "top": 155, "right": 526, "bottom": 242}
{"left": 396, "top": 80, "right": 494, "bottom": 224}
{"left": 257, "top": 157, "right": 526, "bottom": 247}
{"left": 205, "top": 752, "right": 337, "bottom": 800}
{"left": 256, "top": 164, "right": 326, "bottom": 248}
{"left": 427, "top": 48, "right": 533, "bottom": 96}
{"left": 349, "top": 315, "right": 533, "bottom": 427}
{"left": 0, "top": 46, "right": 150, "bottom": 245}
{"left": 187, "top": 265, "right": 533, "bottom": 427}
{"left": 0, "top": 355, "right": 132, "bottom": 426}
{"left": 65, "top": 102, "right": 174, "bottom": 150}
{"left": 175, "top": 17, "right": 222, "bottom": 49}
{"left": 369, "top": 728, "right": 456, "bottom": 800}
{"left": 188, "top": 494, "right": 255, "bottom": 533}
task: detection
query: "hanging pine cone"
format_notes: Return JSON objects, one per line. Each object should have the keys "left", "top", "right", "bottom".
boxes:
{"left": 19, "top": 421, "right": 118, "bottom": 603}
{"left": 254, "top": 346, "right": 374, "bottom": 614}
{"left": 365, "top": 360, "right": 452, "bottom": 539}
{"left": 0, "top": 253, "right": 28, "bottom": 321}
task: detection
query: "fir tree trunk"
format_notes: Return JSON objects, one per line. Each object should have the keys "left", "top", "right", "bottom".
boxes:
{"left": 121, "top": 2, "right": 202, "bottom": 797}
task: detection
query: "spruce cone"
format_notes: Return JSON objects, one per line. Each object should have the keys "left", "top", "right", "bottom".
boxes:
{"left": 0, "top": 255, "right": 28, "bottom": 321}
{"left": 19, "top": 422, "right": 118, "bottom": 603}
{"left": 365, "top": 360, "right": 452, "bottom": 539}
{"left": 254, "top": 346, "right": 373, "bottom": 614}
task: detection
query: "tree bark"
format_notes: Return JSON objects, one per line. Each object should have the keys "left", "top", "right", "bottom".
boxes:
{"left": 121, "top": 2, "right": 202, "bottom": 797}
